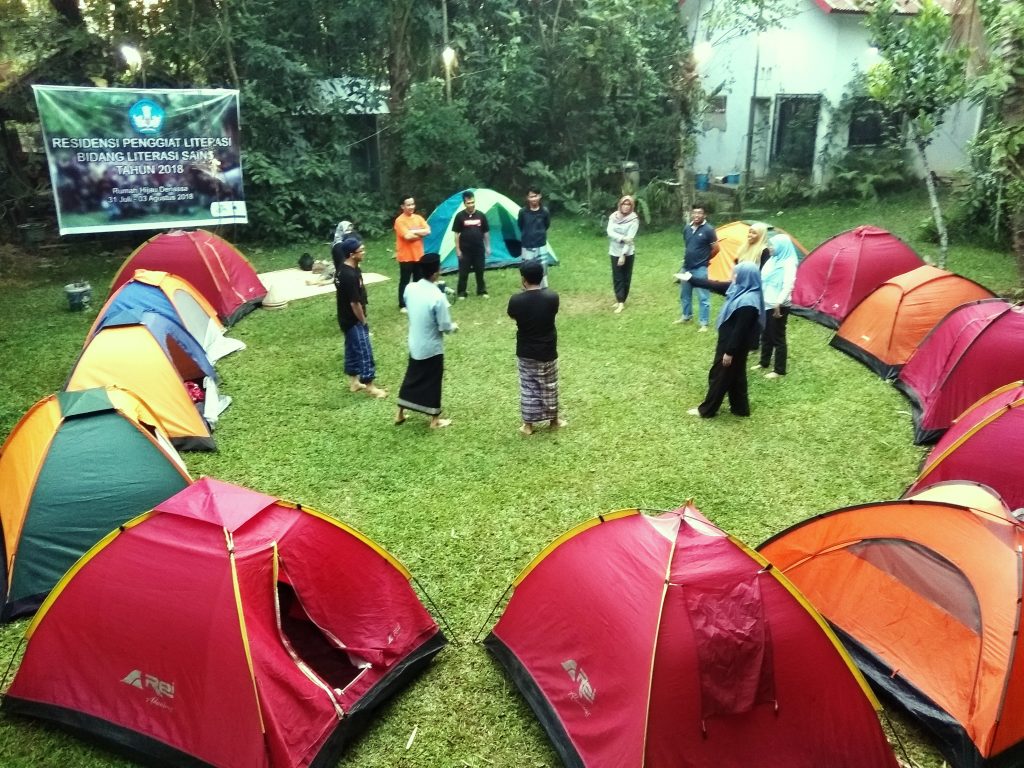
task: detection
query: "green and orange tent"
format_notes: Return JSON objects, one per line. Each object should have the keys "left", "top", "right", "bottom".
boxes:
{"left": 0, "top": 387, "right": 190, "bottom": 620}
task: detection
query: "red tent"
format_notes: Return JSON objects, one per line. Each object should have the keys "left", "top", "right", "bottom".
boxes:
{"left": 896, "top": 300, "right": 1024, "bottom": 444}
{"left": 4, "top": 478, "right": 445, "bottom": 768}
{"left": 486, "top": 505, "right": 898, "bottom": 768}
{"left": 791, "top": 225, "right": 923, "bottom": 328}
{"left": 830, "top": 266, "right": 994, "bottom": 380}
{"left": 110, "top": 230, "right": 266, "bottom": 326}
{"left": 908, "top": 381, "right": 1024, "bottom": 511}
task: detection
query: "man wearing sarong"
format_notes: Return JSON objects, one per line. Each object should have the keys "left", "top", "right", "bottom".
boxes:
{"left": 507, "top": 259, "right": 564, "bottom": 435}
{"left": 334, "top": 236, "right": 387, "bottom": 398}
{"left": 396, "top": 252, "right": 458, "bottom": 428}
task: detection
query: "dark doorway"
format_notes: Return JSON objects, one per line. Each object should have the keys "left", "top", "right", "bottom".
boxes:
{"left": 772, "top": 94, "right": 821, "bottom": 172}
{"left": 278, "top": 581, "right": 362, "bottom": 691}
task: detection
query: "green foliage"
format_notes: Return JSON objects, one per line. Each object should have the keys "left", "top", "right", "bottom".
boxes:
{"left": 865, "top": 0, "right": 968, "bottom": 144}
{"left": 955, "top": 1, "right": 1024, "bottom": 254}
{"left": 748, "top": 173, "right": 815, "bottom": 209}
{"left": 825, "top": 146, "right": 916, "bottom": 202}
{"left": 818, "top": 72, "right": 915, "bottom": 203}
{"left": 636, "top": 178, "right": 683, "bottom": 228}
{"left": 451, "top": 0, "right": 686, "bottom": 205}
{"left": 698, "top": 0, "right": 800, "bottom": 46}
{"left": 520, "top": 159, "right": 618, "bottom": 218}
{"left": 393, "top": 81, "right": 486, "bottom": 207}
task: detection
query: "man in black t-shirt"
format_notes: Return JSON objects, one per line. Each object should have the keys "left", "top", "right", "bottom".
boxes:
{"left": 333, "top": 237, "right": 387, "bottom": 398}
{"left": 507, "top": 260, "right": 564, "bottom": 435}
{"left": 453, "top": 191, "right": 491, "bottom": 299}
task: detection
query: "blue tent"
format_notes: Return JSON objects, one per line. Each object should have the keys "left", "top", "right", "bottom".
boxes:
{"left": 423, "top": 188, "right": 558, "bottom": 274}
{"left": 94, "top": 281, "right": 182, "bottom": 329}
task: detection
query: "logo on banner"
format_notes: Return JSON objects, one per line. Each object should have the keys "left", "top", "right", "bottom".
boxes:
{"left": 128, "top": 99, "right": 165, "bottom": 135}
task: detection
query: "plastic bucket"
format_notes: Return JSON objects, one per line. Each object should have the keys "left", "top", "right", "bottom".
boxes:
{"left": 725, "top": 172, "right": 741, "bottom": 185}
{"left": 64, "top": 282, "right": 92, "bottom": 311}
{"left": 695, "top": 173, "right": 710, "bottom": 191}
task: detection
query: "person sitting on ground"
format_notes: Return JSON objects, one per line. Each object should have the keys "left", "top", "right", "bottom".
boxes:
{"left": 507, "top": 259, "right": 565, "bottom": 435}
{"left": 333, "top": 237, "right": 387, "bottom": 398}
{"left": 681, "top": 261, "right": 766, "bottom": 418}
{"left": 395, "top": 252, "right": 458, "bottom": 428}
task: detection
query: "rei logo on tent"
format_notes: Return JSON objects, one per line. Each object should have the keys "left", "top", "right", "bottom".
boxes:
{"left": 122, "top": 669, "right": 175, "bottom": 703}
{"left": 561, "top": 659, "right": 595, "bottom": 712}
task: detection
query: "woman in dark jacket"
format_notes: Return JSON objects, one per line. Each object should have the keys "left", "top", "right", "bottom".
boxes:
{"left": 683, "top": 261, "right": 766, "bottom": 417}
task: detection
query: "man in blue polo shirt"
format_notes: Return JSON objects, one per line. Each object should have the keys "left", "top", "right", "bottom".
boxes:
{"left": 675, "top": 205, "right": 719, "bottom": 330}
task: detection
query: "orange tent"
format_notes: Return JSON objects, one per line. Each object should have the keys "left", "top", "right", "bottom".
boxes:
{"left": 708, "top": 221, "right": 809, "bottom": 282}
{"left": 65, "top": 325, "right": 217, "bottom": 450}
{"left": 830, "top": 265, "right": 993, "bottom": 379}
{"left": 760, "top": 483, "right": 1024, "bottom": 768}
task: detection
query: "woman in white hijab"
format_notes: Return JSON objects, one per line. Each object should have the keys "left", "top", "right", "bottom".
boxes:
{"left": 607, "top": 195, "right": 639, "bottom": 314}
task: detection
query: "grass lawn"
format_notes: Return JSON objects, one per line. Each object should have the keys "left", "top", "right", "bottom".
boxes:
{"left": 0, "top": 190, "right": 1018, "bottom": 767}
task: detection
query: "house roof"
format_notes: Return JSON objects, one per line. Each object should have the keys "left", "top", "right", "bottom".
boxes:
{"left": 813, "top": 0, "right": 954, "bottom": 14}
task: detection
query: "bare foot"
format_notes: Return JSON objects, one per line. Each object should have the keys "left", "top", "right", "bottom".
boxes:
{"left": 550, "top": 418, "right": 568, "bottom": 429}
{"left": 349, "top": 379, "right": 367, "bottom": 393}
{"left": 518, "top": 423, "right": 534, "bottom": 436}
{"left": 364, "top": 384, "right": 388, "bottom": 398}
{"left": 394, "top": 408, "right": 406, "bottom": 425}
{"left": 430, "top": 417, "right": 452, "bottom": 429}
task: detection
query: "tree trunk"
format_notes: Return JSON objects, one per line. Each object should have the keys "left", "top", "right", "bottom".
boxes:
{"left": 912, "top": 126, "right": 949, "bottom": 267}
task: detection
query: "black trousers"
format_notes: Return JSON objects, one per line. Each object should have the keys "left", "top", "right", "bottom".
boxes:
{"left": 611, "top": 255, "right": 634, "bottom": 302}
{"left": 759, "top": 307, "right": 790, "bottom": 374}
{"left": 398, "top": 261, "right": 422, "bottom": 308}
{"left": 699, "top": 346, "right": 751, "bottom": 417}
{"left": 457, "top": 250, "right": 487, "bottom": 296}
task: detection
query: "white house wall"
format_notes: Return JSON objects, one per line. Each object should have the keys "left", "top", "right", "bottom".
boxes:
{"left": 687, "top": 1, "right": 979, "bottom": 185}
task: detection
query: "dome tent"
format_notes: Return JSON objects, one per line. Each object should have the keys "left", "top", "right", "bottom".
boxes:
{"left": 830, "top": 265, "right": 994, "bottom": 380}
{"left": 791, "top": 225, "right": 924, "bottom": 328}
{"left": 422, "top": 188, "right": 559, "bottom": 274}
{"left": 707, "top": 220, "right": 809, "bottom": 282}
{"left": 66, "top": 320, "right": 228, "bottom": 451}
{"left": 896, "top": 299, "right": 1024, "bottom": 444}
{"left": 760, "top": 483, "right": 1024, "bottom": 768}
{"left": 4, "top": 478, "right": 446, "bottom": 768}
{"left": 110, "top": 230, "right": 266, "bottom": 326}
{"left": 486, "top": 504, "right": 897, "bottom": 768}
{"left": 92, "top": 269, "right": 245, "bottom": 363}
{"left": 0, "top": 387, "right": 189, "bottom": 621}
{"left": 908, "top": 381, "right": 1024, "bottom": 512}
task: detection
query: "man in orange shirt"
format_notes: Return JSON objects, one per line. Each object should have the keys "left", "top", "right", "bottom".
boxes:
{"left": 394, "top": 195, "right": 431, "bottom": 312}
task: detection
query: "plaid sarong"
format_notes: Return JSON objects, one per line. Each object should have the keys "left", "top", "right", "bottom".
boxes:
{"left": 518, "top": 356, "right": 559, "bottom": 424}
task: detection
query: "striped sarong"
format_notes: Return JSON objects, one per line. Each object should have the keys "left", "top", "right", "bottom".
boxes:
{"left": 518, "top": 356, "right": 559, "bottom": 424}
{"left": 343, "top": 323, "right": 377, "bottom": 384}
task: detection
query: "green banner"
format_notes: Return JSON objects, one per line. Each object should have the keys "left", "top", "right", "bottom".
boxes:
{"left": 33, "top": 86, "right": 246, "bottom": 235}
